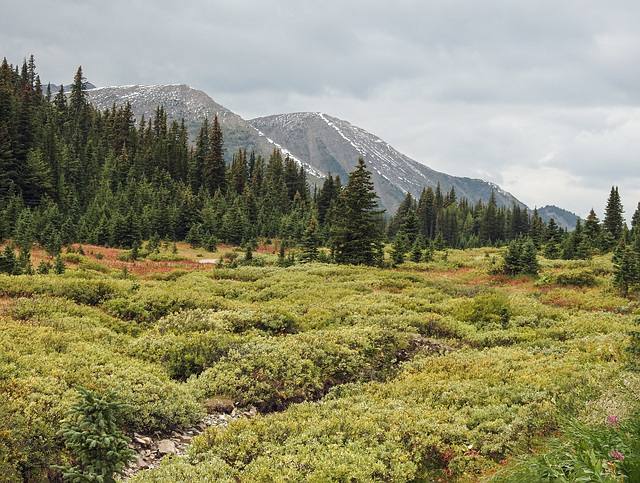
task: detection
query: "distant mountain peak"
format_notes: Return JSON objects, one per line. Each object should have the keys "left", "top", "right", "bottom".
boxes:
{"left": 87, "top": 84, "right": 526, "bottom": 214}
{"left": 249, "top": 111, "right": 525, "bottom": 212}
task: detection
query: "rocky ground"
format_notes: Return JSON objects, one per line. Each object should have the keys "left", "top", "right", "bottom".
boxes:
{"left": 121, "top": 405, "right": 258, "bottom": 480}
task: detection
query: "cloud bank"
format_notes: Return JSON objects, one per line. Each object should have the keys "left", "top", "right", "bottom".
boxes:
{"left": 3, "top": 0, "right": 640, "bottom": 218}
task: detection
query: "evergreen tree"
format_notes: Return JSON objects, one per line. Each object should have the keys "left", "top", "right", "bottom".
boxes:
{"left": 300, "top": 218, "right": 320, "bottom": 263}
{"left": 479, "top": 191, "right": 500, "bottom": 245}
{"left": 316, "top": 173, "right": 341, "bottom": 241}
{"left": 230, "top": 148, "right": 248, "bottom": 196}
{"left": 42, "top": 222, "right": 62, "bottom": 258}
{"left": 244, "top": 241, "right": 253, "bottom": 262}
{"left": 185, "top": 223, "right": 203, "bottom": 248}
{"left": 543, "top": 218, "right": 562, "bottom": 259}
{"left": 631, "top": 202, "right": 640, "bottom": 231}
{"left": 520, "top": 238, "right": 540, "bottom": 275}
{"left": 53, "top": 254, "right": 66, "bottom": 274}
{"left": 391, "top": 234, "right": 409, "bottom": 266}
{"left": 501, "top": 237, "right": 539, "bottom": 276}
{"left": 189, "top": 118, "right": 209, "bottom": 190}
{"left": 603, "top": 186, "right": 625, "bottom": 247}
{"left": 13, "top": 207, "right": 36, "bottom": 249}
{"left": 0, "top": 244, "right": 19, "bottom": 274}
{"left": 398, "top": 208, "right": 419, "bottom": 246}
{"left": 203, "top": 115, "right": 226, "bottom": 194}
{"left": 612, "top": 241, "right": 637, "bottom": 297}
{"left": 433, "top": 232, "right": 446, "bottom": 251}
{"left": 562, "top": 218, "right": 585, "bottom": 260}
{"left": 416, "top": 186, "right": 436, "bottom": 239}
{"left": 18, "top": 245, "right": 33, "bottom": 274}
{"left": 421, "top": 246, "right": 434, "bottom": 262}
{"left": 528, "top": 208, "right": 544, "bottom": 249}
{"left": 386, "top": 192, "right": 414, "bottom": 239}
{"left": 204, "top": 234, "right": 218, "bottom": 253}
{"left": 502, "top": 239, "right": 523, "bottom": 275}
{"left": 409, "top": 238, "right": 424, "bottom": 263}
{"left": 68, "top": 66, "right": 88, "bottom": 119}
{"left": 583, "top": 208, "right": 602, "bottom": 253}
{"left": 55, "top": 386, "right": 136, "bottom": 483}
{"left": 332, "top": 159, "right": 384, "bottom": 266}
{"left": 221, "top": 197, "right": 246, "bottom": 245}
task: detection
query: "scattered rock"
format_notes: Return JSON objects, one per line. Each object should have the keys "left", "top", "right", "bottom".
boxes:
{"left": 121, "top": 408, "right": 258, "bottom": 480}
{"left": 134, "top": 435, "right": 153, "bottom": 447}
{"left": 204, "top": 396, "right": 235, "bottom": 414}
{"left": 412, "top": 337, "right": 457, "bottom": 354}
{"left": 157, "top": 439, "right": 177, "bottom": 455}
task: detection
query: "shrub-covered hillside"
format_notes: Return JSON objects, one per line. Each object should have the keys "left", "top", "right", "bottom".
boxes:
{"left": 1, "top": 242, "right": 639, "bottom": 481}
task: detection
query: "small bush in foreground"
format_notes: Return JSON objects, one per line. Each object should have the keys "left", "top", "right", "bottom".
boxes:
{"left": 54, "top": 386, "right": 136, "bottom": 483}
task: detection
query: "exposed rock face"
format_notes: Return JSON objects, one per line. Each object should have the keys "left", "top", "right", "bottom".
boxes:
{"left": 249, "top": 112, "right": 523, "bottom": 214}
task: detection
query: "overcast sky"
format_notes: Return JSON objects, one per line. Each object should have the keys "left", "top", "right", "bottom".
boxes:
{"left": 3, "top": 0, "right": 640, "bottom": 219}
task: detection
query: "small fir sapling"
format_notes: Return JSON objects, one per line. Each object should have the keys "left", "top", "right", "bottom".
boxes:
{"left": 55, "top": 386, "right": 136, "bottom": 483}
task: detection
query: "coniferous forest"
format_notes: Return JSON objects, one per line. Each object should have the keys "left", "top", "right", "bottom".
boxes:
{"left": 4, "top": 57, "right": 640, "bottom": 482}
{"left": 2, "top": 57, "right": 640, "bottom": 268}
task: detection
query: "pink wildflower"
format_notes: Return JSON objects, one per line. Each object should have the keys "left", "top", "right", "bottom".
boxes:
{"left": 606, "top": 415, "right": 620, "bottom": 427}
{"left": 610, "top": 449, "right": 624, "bottom": 460}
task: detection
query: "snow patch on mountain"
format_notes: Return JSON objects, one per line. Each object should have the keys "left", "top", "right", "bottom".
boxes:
{"left": 251, "top": 126, "right": 325, "bottom": 179}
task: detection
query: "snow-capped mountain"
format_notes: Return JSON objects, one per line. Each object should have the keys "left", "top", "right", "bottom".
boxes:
{"left": 87, "top": 84, "right": 525, "bottom": 214}
{"left": 249, "top": 112, "right": 522, "bottom": 214}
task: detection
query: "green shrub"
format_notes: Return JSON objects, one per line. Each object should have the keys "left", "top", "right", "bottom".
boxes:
{"left": 453, "top": 291, "right": 512, "bottom": 329}
{"left": 53, "top": 278, "right": 121, "bottom": 305}
{"left": 60, "top": 252, "right": 85, "bottom": 264}
{"left": 495, "top": 413, "right": 640, "bottom": 482}
{"left": 2, "top": 249, "right": 635, "bottom": 482}
{"left": 553, "top": 268, "right": 599, "bottom": 287}
{"left": 128, "top": 329, "right": 246, "bottom": 381}
{"left": 78, "top": 258, "right": 111, "bottom": 273}
{"left": 147, "top": 268, "right": 190, "bottom": 281}
{"left": 191, "top": 326, "right": 414, "bottom": 411}
{"left": 145, "top": 252, "right": 186, "bottom": 262}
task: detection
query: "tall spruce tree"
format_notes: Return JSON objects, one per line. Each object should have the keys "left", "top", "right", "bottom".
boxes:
{"left": 331, "top": 158, "right": 384, "bottom": 266}
{"left": 603, "top": 186, "right": 625, "bottom": 245}
{"left": 203, "top": 115, "right": 226, "bottom": 194}
{"left": 631, "top": 202, "right": 640, "bottom": 231}
{"left": 416, "top": 186, "right": 436, "bottom": 239}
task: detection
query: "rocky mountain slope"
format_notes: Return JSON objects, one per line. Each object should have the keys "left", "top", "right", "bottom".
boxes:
{"left": 249, "top": 112, "right": 522, "bottom": 215}
{"left": 538, "top": 205, "right": 579, "bottom": 231}
{"left": 87, "top": 84, "right": 541, "bottom": 216}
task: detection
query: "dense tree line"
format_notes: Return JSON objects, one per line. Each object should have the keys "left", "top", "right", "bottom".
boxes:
{"left": 1, "top": 57, "right": 639, "bottom": 273}
{"left": 0, "top": 58, "right": 318, "bottom": 255}
{"left": 386, "top": 184, "right": 639, "bottom": 260}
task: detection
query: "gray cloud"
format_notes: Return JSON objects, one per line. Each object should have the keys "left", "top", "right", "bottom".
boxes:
{"left": 3, "top": 0, "right": 640, "bottom": 218}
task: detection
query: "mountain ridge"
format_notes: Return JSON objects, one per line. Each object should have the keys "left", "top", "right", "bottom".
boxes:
{"left": 86, "top": 84, "right": 579, "bottom": 227}
{"left": 248, "top": 111, "right": 521, "bottom": 217}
